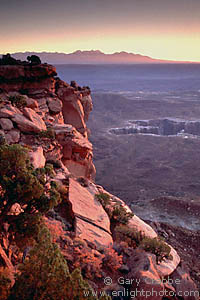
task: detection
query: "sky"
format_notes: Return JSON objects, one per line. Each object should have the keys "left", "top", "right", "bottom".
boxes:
{"left": 1, "top": 0, "right": 200, "bottom": 61}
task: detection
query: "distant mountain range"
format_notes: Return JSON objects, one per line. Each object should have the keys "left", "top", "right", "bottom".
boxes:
{"left": 4, "top": 50, "right": 195, "bottom": 64}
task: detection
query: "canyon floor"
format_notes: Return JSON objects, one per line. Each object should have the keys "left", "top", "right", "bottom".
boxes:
{"left": 88, "top": 92, "right": 200, "bottom": 286}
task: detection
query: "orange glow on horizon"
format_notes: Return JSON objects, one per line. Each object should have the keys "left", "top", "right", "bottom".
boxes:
{"left": 1, "top": 25, "right": 200, "bottom": 62}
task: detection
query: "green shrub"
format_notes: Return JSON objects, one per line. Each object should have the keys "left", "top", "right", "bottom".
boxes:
{"left": 0, "top": 144, "right": 61, "bottom": 228}
{"left": 38, "top": 128, "right": 55, "bottom": 139}
{"left": 8, "top": 95, "right": 27, "bottom": 109}
{"left": 114, "top": 225, "right": 145, "bottom": 248}
{"left": 95, "top": 192, "right": 111, "bottom": 207}
{"left": 44, "top": 163, "right": 55, "bottom": 177}
{"left": 111, "top": 204, "right": 134, "bottom": 225}
{"left": 139, "top": 237, "right": 172, "bottom": 263}
{"left": 10, "top": 225, "right": 110, "bottom": 300}
{"left": 10, "top": 225, "right": 70, "bottom": 300}
{"left": 114, "top": 225, "right": 171, "bottom": 263}
{"left": 0, "top": 144, "right": 110, "bottom": 299}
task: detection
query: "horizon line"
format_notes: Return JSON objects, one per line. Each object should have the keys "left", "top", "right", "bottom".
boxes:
{"left": 1, "top": 50, "right": 200, "bottom": 63}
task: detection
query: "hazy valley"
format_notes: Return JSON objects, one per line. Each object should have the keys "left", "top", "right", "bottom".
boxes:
{"left": 88, "top": 92, "right": 200, "bottom": 230}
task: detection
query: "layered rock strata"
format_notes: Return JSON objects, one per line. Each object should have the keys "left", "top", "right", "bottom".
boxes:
{"left": 110, "top": 118, "right": 200, "bottom": 138}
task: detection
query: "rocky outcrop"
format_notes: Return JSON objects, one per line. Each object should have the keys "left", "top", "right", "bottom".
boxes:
{"left": 56, "top": 79, "right": 92, "bottom": 137}
{"left": 12, "top": 110, "right": 46, "bottom": 133}
{"left": 0, "top": 64, "right": 57, "bottom": 93}
{"left": 0, "top": 63, "right": 94, "bottom": 180}
{"left": 53, "top": 124, "right": 95, "bottom": 180}
{"left": 69, "top": 179, "right": 112, "bottom": 246}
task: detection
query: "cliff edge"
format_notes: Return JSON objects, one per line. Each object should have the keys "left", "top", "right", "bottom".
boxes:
{"left": 0, "top": 57, "right": 198, "bottom": 299}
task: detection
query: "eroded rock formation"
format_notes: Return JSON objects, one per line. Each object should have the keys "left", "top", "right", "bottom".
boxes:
{"left": 110, "top": 118, "right": 200, "bottom": 138}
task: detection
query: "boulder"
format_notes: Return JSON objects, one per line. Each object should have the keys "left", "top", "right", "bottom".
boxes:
{"left": 29, "top": 146, "right": 46, "bottom": 169}
{"left": 76, "top": 219, "right": 112, "bottom": 248}
{"left": 128, "top": 215, "right": 157, "bottom": 239}
{"left": 47, "top": 98, "right": 63, "bottom": 114}
{"left": 170, "top": 265, "right": 199, "bottom": 300}
{"left": 0, "top": 105, "right": 21, "bottom": 118}
{"left": 69, "top": 178, "right": 112, "bottom": 246}
{"left": 12, "top": 114, "right": 45, "bottom": 133}
{"left": 22, "top": 107, "right": 46, "bottom": 130}
{"left": 36, "top": 98, "right": 49, "bottom": 113}
{"left": 0, "top": 118, "right": 13, "bottom": 130}
{"left": 126, "top": 250, "right": 166, "bottom": 300}
{"left": 5, "top": 129, "right": 20, "bottom": 143}
{"left": 64, "top": 160, "right": 88, "bottom": 178}
{"left": 25, "top": 97, "right": 38, "bottom": 109}
{"left": 53, "top": 124, "right": 92, "bottom": 151}
{"left": 54, "top": 125, "right": 94, "bottom": 179}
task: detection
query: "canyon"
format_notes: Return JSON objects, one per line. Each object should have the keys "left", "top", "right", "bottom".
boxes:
{"left": 0, "top": 56, "right": 199, "bottom": 299}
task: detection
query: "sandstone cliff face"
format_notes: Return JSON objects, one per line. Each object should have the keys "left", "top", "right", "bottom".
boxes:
{"left": 0, "top": 63, "right": 95, "bottom": 181}
{"left": 0, "top": 62, "right": 198, "bottom": 300}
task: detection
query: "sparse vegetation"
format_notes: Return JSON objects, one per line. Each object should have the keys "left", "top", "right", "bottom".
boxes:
{"left": 139, "top": 237, "right": 172, "bottom": 263}
{"left": 64, "top": 237, "right": 122, "bottom": 282}
{"left": 114, "top": 225, "right": 172, "bottom": 263}
{"left": 72, "top": 244, "right": 103, "bottom": 280}
{"left": 10, "top": 225, "right": 108, "bottom": 300}
{"left": 0, "top": 144, "right": 62, "bottom": 228}
{"left": 44, "top": 163, "right": 55, "bottom": 177}
{"left": 95, "top": 193, "right": 134, "bottom": 226}
{"left": 115, "top": 225, "right": 145, "bottom": 248}
{"left": 95, "top": 192, "right": 111, "bottom": 207}
{"left": 8, "top": 94, "right": 27, "bottom": 109}
{"left": 102, "top": 247, "right": 122, "bottom": 272}
{"left": 0, "top": 131, "right": 113, "bottom": 300}
{"left": 38, "top": 128, "right": 55, "bottom": 139}
{"left": 111, "top": 204, "right": 134, "bottom": 225}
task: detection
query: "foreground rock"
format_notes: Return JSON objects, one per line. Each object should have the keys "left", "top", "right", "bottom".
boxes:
{"left": 69, "top": 179, "right": 112, "bottom": 246}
